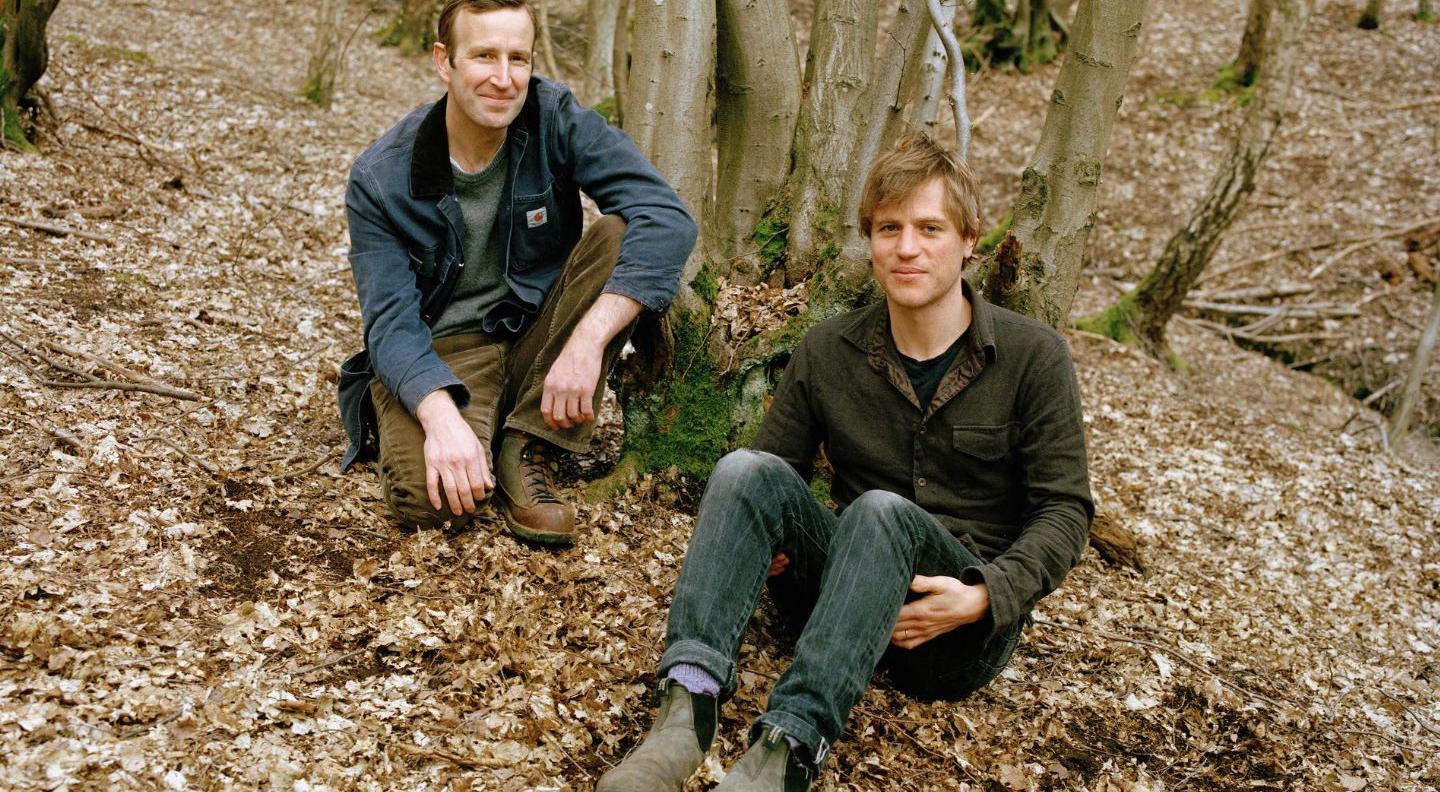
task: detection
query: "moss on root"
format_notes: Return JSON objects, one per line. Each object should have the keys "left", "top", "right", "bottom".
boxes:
{"left": 1073, "top": 294, "right": 1142, "bottom": 347}
{"left": 976, "top": 210, "right": 1014, "bottom": 256}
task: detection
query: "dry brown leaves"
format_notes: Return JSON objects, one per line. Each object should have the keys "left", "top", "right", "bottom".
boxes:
{"left": 0, "top": 0, "right": 1437, "bottom": 790}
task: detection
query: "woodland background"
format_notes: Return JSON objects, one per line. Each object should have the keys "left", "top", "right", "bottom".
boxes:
{"left": 0, "top": 0, "right": 1438, "bottom": 789}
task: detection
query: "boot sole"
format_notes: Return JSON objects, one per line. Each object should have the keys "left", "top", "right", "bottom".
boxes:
{"left": 498, "top": 498, "right": 576, "bottom": 546}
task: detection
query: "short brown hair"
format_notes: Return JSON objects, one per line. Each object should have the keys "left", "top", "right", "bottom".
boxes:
{"left": 436, "top": 0, "right": 536, "bottom": 61}
{"left": 858, "top": 134, "right": 983, "bottom": 242}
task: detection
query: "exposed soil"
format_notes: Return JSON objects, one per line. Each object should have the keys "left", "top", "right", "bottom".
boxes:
{"left": 0, "top": 1, "right": 1437, "bottom": 790}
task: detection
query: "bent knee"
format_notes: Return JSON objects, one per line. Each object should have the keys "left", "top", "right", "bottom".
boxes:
{"left": 709, "top": 449, "right": 791, "bottom": 487}
{"left": 385, "top": 481, "right": 451, "bottom": 531}
{"left": 848, "top": 489, "right": 915, "bottom": 516}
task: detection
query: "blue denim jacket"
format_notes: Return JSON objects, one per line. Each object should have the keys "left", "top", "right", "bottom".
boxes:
{"left": 338, "top": 76, "right": 697, "bottom": 470}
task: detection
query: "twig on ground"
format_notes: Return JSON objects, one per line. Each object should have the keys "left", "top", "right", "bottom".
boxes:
{"left": 1193, "top": 283, "right": 1315, "bottom": 302}
{"left": 135, "top": 435, "right": 220, "bottom": 476}
{"left": 392, "top": 742, "right": 510, "bottom": 770}
{"left": 292, "top": 647, "right": 369, "bottom": 677}
{"left": 1380, "top": 689, "right": 1440, "bottom": 740}
{"left": 0, "top": 216, "right": 110, "bottom": 243}
{"left": 24, "top": 416, "right": 85, "bottom": 454}
{"left": 1187, "top": 317, "right": 1347, "bottom": 345}
{"left": 42, "top": 339, "right": 195, "bottom": 395}
{"left": 1310, "top": 217, "right": 1440, "bottom": 278}
{"left": 1360, "top": 379, "right": 1400, "bottom": 407}
{"left": 0, "top": 330, "right": 202, "bottom": 400}
{"left": 276, "top": 449, "right": 339, "bottom": 481}
{"left": 34, "top": 378, "right": 203, "bottom": 401}
{"left": 1033, "top": 618, "right": 1287, "bottom": 712}
{"left": 1185, "top": 300, "right": 1361, "bottom": 319}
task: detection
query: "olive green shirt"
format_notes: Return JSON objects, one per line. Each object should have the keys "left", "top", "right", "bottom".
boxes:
{"left": 752, "top": 282, "right": 1094, "bottom": 639}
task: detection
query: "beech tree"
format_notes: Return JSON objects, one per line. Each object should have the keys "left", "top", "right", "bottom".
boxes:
{"left": 378, "top": 0, "right": 438, "bottom": 55}
{"left": 1, "top": 0, "right": 61, "bottom": 151}
{"left": 302, "top": 0, "right": 348, "bottom": 108}
{"left": 595, "top": 0, "right": 1150, "bottom": 485}
{"left": 1075, "top": 0, "right": 1314, "bottom": 362}
{"left": 1233, "top": 0, "right": 1271, "bottom": 86}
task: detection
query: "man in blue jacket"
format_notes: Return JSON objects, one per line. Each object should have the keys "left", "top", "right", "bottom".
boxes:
{"left": 338, "top": 0, "right": 696, "bottom": 545}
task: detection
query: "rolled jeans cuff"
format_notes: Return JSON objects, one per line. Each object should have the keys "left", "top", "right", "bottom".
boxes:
{"left": 659, "top": 639, "right": 738, "bottom": 700}
{"left": 753, "top": 710, "right": 830, "bottom": 770}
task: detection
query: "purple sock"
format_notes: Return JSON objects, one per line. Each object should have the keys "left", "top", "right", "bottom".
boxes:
{"left": 666, "top": 663, "right": 721, "bottom": 697}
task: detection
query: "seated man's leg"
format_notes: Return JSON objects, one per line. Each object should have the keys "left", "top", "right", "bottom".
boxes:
{"left": 598, "top": 449, "right": 834, "bottom": 792}
{"left": 495, "top": 214, "right": 629, "bottom": 544}
{"left": 751, "top": 490, "right": 1004, "bottom": 777}
{"left": 371, "top": 334, "right": 505, "bottom": 531}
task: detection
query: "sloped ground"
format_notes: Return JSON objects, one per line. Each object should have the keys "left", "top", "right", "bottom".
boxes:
{"left": 0, "top": 1, "right": 1437, "bottom": 790}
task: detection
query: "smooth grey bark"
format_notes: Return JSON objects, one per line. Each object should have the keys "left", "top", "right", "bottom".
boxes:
{"left": 1390, "top": 281, "right": 1440, "bottom": 446}
{"left": 623, "top": 0, "right": 715, "bottom": 312}
{"left": 783, "top": 0, "right": 878, "bottom": 283}
{"left": 839, "top": 0, "right": 932, "bottom": 253}
{"left": 715, "top": 0, "right": 800, "bottom": 275}
{"left": 925, "top": 0, "right": 970, "bottom": 156}
{"left": 2, "top": 0, "right": 62, "bottom": 150}
{"left": 1078, "top": 0, "right": 1312, "bottom": 354}
{"left": 971, "top": 0, "right": 1149, "bottom": 328}
{"left": 909, "top": 2, "right": 954, "bottom": 136}
{"left": 582, "top": 0, "right": 620, "bottom": 105}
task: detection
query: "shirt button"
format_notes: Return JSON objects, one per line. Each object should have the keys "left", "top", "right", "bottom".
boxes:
{"left": 917, "top": 477, "right": 927, "bottom": 487}
{"left": 918, "top": 424, "right": 926, "bottom": 435}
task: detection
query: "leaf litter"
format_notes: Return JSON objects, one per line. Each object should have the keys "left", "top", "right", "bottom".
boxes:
{"left": 0, "top": 0, "right": 1437, "bottom": 790}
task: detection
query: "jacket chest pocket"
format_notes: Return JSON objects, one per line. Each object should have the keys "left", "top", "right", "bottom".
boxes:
{"left": 510, "top": 185, "right": 563, "bottom": 270}
{"left": 408, "top": 244, "right": 441, "bottom": 294}
{"left": 949, "top": 424, "right": 1014, "bottom": 492}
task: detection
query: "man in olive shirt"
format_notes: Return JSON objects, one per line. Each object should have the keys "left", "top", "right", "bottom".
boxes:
{"left": 599, "top": 135, "right": 1092, "bottom": 791}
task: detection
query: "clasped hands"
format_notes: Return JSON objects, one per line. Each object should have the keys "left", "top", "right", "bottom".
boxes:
{"left": 769, "top": 553, "right": 989, "bottom": 650}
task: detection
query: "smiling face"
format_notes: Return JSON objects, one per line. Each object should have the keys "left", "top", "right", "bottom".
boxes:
{"left": 869, "top": 177, "right": 978, "bottom": 316}
{"left": 433, "top": 7, "right": 534, "bottom": 138}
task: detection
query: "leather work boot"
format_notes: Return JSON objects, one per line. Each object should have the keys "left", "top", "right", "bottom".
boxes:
{"left": 714, "top": 725, "right": 813, "bottom": 792}
{"left": 496, "top": 431, "right": 576, "bottom": 545}
{"left": 596, "top": 679, "right": 718, "bottom": 792}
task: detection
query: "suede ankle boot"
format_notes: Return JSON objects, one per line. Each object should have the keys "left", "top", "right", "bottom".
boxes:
{"left": 596, "top": 679, "right": 718, "bottom": 792}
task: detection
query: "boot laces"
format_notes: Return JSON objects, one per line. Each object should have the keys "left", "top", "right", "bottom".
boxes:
{"left": 520, "top": 442, "right": 562, "bottom": 504}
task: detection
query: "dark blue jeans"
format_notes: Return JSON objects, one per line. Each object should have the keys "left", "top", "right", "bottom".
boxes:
{"left": 658, "top": 450, "right": 1021, "bottom": 767}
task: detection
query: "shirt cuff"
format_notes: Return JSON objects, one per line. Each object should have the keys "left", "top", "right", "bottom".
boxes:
{"left": 961, "top": 563, "right": 1016, "bottom": 642}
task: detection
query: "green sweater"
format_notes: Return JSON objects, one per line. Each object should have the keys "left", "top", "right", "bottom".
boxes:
{"left": 752, "top": 283, "right": 1094, "bottom": 639}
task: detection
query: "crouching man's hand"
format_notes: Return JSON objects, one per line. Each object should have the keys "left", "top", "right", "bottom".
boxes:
{"left": 416, "top": 390, "right": 493, "bottom": 516}
{"left": 890, "top": 575, "right": 989, "bottom": 650}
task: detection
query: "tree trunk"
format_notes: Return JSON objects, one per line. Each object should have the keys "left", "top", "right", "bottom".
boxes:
{"left": 971, "top": 0, "right": 1149, "bottom": 328}
{"left": 840, "top": 0, "right": 933, "bottom": 253}
{"left": 1389, "top": 280, "right": 1440, "bottom": 446}
{"left": 379, "top": 0, "right": 435, "bottom": 55}
{"left": 1, "top": 0, "right": 62, "bottom": 151}
{"left": 715, "top": 0, "right": 799, "bottom": 276}
{"left": 302, "top": 0, "right": 347, "bottom": 109}
{"left": 1234, "top": 0, "right": 1271, "bottom": 86}
{"left": 909, "top": 2, "right": 955, "bottom": 136}
{"left": 1358, "top": 0, "right": 1384, "bottom": 28}
{"left": 611, "top": 0, "right": 632, "bottom": 124}
{"left": 536, "top": 0, "right": 562, "bottom": 79}
{"left": 782, "top": 0, "right": 878, "bottom": 284}
{"left": 623, "top": 0, "right": 715, "bottom": 313}
{"left": 1075, "top": 0, "right": 1312, "bottom": 356}
{"left": 582, "top": 0, "right": 620, "bottom": 106}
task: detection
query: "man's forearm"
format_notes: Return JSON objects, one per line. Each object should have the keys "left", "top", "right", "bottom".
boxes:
{"left": 568, "top": 292, "right": 643, "bottom": 353}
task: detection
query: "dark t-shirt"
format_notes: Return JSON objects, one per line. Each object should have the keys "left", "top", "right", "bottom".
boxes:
{"left": 899, "top": 331, "right": 969, "bottom": 410}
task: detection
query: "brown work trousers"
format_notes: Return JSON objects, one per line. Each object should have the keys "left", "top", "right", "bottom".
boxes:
{"left": 370, "top": 215, "right": 630, "bottom": 530}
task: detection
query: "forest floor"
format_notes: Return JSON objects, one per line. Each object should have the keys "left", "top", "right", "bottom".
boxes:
{"left": 1, "top": 0, "right": 1438, "bottom": 790}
